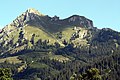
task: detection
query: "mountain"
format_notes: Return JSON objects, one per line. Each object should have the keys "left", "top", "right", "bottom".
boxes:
{"left": 0, "top": 8, "right": 95, "bottom": 55}
{"left": 0, "top": 8, "right": 120, "bottom": 80}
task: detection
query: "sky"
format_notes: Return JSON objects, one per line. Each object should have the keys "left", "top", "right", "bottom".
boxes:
{"left": 0, "top": 0, "right": 120, "bottom": 31}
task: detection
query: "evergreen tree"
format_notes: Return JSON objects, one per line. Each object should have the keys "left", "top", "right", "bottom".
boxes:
{"left": 0, "top": 68, "right": 13, "bottom": 80}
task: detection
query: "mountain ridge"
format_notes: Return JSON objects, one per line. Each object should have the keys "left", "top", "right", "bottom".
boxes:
{"left": 3, "top": 8, "right": 94, "bottom": 29}
{"left": 0, "top": 8, "right": 120, "bottom": 80}
{"left": 0, "top": 8, "right": 119, "bottom": 52}
{"left": 0, "top": 8, "right": 96, "bottom": 50}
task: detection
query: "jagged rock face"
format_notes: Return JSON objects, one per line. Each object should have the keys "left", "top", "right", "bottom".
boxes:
{"left": 4, "top": 8, "right": 44, "bottom": 29}
{"left": 25, "top": 8, "right": 45, "bottom": 22}
{"left": 26, "top": 8, "right": 41, "bottom": 15}
{"left": 2, "top": 8, "right": 44, "bottom": 35}
{"left": 3, "top": 8, "right": 94, "bottom": 34}
{"left": 48, "top": 15, "right": 94, "bottom": 28}
{"left": 70, "top": 27, "right": 92, "bottom": 46}
{"left": 12, "top": 8, "right": 44, "bottom": 27}
{"left": 66, "top": 15, "right": 93, "bottom": 28}
{"left": 51, "top": 15, "right": 59, "bottom": 21}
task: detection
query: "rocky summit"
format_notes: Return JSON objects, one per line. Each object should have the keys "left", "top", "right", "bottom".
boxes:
{"left": 0, "top": 8, "right": 120, "bottom": 80}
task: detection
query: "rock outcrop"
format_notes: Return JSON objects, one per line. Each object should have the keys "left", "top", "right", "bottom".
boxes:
{"left": 66, "top": 15, "right": 93, "bottom": 28}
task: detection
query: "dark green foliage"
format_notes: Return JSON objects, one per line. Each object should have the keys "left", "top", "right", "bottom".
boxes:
{"left": 0, "top": 68, "right": 13, "bottom": 80}
{"left": 62, "top": 39, "right": 68, "bottom": 45}
{"left": 92, "top": 28, "right": 120, "bottom": 43}
{"left": 19, "top": 31, "right": 24, "bottom": 39}
{"left": 82, "top": 68, "right": 102, "bottom": 80}
{"left": 30, "top": 34, "right": 35, "bottom": 44}
{"left": 70, "top": 68, "right": 102, "bottom": 80}
{"left": 1, "top": 38, "right": 120, "bottom": 80}
{"left": 57, "top": 32, "right": 63, "bottom": 39}
{"left": 0, "top": 27, "right": 120, "bottom": 80}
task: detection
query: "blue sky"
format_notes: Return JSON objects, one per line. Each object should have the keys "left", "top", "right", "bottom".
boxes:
{"left": 0, "top": 0, "right": 120, "bottom": 31}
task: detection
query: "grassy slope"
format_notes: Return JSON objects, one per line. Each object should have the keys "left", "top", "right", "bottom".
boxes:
{"left": 48, "top": 52, "right": 70, "bottom": 62}
{"left": 53, "top": 26, "right": 89, "bottom": 46}
{"left": 29, "top": 62, "right": 48, "bottom": 69}
{"left": 61, "top": 27, "right": 75, "bottom": 41}
{"left": 0, "top": 56, "right": 22, "bottom": 64}
{"left": 24, "top": 26, "right": 56, "bottom": 44}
